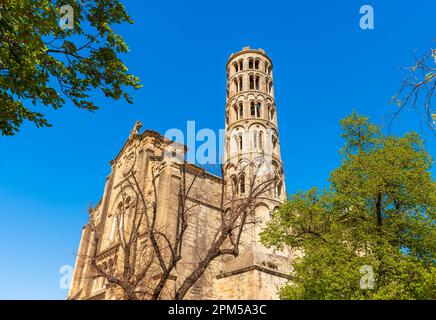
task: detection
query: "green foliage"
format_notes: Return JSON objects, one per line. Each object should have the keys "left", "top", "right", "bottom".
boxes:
{"left": 0, "top": 0, "right": 141, "bottom": 135}
{"left": 261, "top": 112, "right": 436, "bottom": 299}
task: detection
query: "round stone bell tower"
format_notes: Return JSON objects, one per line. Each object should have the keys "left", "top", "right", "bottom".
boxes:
{"left": 216, "top": 47, "right": 289, "bottom": 299}
{"left": 224, "top": 46, "right": 285, "bottom": 205}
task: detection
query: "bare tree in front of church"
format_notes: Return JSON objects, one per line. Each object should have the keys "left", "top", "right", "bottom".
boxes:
{"left": 173, "top": 162, "right": 277, "bottom": 300}
{"left": 87, "top": 172, "right": 158, "bottom": 300}
{"left": 84, "top": 159, "right": 278, "bottom": 300}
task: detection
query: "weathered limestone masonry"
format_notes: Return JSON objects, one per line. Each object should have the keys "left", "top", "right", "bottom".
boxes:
{"left": 67, "top": 47, "right": 291, "bottom": 300}
{"left": 215, "top": 46, "right": 290, "bottom": 299}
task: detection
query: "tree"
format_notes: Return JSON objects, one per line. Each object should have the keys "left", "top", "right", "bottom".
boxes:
{"left": 83, "top": 160, "right": 276, "bottom": 300}
{"left": 0, "top": 0, "right": 141, "bottom": 136}
{"left": 392, "top": 47, "right": 436, "bottom": 134}
{"left": 261, "top": 111, "right": 436, "bottom": 299}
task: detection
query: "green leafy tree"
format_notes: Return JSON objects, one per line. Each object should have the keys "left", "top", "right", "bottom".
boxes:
{"left": 261, "top": 111, "right": 436, "bottom": 299}
{"left": 0, "top": 0, "right": 141, "bottom": 135}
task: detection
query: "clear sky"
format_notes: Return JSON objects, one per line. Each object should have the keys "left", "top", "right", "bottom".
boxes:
{"left": 0, "top": 0, "right": 435, "bottom": 299}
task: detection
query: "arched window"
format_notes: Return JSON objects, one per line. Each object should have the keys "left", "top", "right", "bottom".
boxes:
{"left": 238, "top": 134, "right": 243, "bottom": 151}
{"left": 234, "top": 79, "right": 238, "bottom": 93}
{"left": 248, "top": 58, "right": 254, "bottom": 69}
{"left": 272, "top": 135, "right": 277, "bottom": 150}
{"left": 255, "top": 76, "right": 260, "bottom": 90}
{"left": 256, "top": 102, "right": 261, "bottom": 118}
{"left": 238, "top": 103, "right": 243, "bottom": 119}
{"left": 253, "top": 130, "right": 258, "bottom": 148}
{"left": 239, "top": 174, "right": 246, "bottom": 193}
{"left": 234, "top": 134, "right": 243, "bottom": 151}
{"left": 268, "top": 81, "right": 273, "bottom": 94}
{"left": 259, "top": 131, "right": 264, "bottom": 150}
{"left": 233, "top": 62, "right": 238, "bottom": 73}
{"left": 255, "top": 60, "right": 259, "bottom": 69}
{"left": 265, "top": 61, "right": 269, "bottom": 73}
{"left": 253, "top": 130, "right": 263, "bottom": 150}
{"left": 233, "top": 105, "right": 238, "bottom": 120}
{"left": 250, "top": 101, "right": 256, "bottom": 117}
{"left": 239, "top": 60, "right": 243, "bottom": 71}
{"left": 239, "top": 76, "right": 243, "bottom": 91}
{"left": 269, "top": 106, "right": 275, "bottom": 121}
{"left": 268, "top": 65, "right": 272, "bottom": 75}
{"left": 249, "top": 75, "right": 254, "bottom": 90}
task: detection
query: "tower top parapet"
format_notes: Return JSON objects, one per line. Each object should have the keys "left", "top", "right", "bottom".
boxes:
{"left": 227, "top": 46, "right": 272, "bottom": 68}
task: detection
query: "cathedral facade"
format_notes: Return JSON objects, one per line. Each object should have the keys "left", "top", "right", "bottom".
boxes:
{"left": 67, "top": 47, "right": 291, "bottom": 300}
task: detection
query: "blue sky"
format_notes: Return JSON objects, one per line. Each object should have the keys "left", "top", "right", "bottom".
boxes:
{"left": 0, "top": 0, "right": 435, "bottom": 299}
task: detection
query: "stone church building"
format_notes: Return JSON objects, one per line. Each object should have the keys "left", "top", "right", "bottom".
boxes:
{"left": 67, "top": 47, "right": 291, "bottom": 300}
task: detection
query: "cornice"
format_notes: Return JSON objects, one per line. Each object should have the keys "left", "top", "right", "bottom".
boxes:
{"left": 227, "top": 90, "right": 275, "bottom": 102}
{"left": 228, "top": 69, "right": 273, "bottom": 82}
{"left": 226, "top": 48, "right": 273, "bottom": 69}
{"left": 226, "top": 117, "right": 278, "bottom": 131}
{"left": 224, "top": 152, "right": 283, "bottom": 166}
